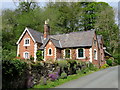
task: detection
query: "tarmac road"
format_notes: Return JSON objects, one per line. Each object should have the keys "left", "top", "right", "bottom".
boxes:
{"left": 55, "top": 66, "right": 119, "bottom": 88}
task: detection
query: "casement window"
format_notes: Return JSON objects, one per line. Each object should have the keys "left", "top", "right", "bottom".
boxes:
{"left": 48, "top": 48, "right": 52, "bottom": 56}
{"left": 65, "top": 49, "right": 70, "bottom": 58}
{"left": 24, "top": 38, "right": 30, "bottom": 46}
{"left": 94, "top": 49, "right": 97, "bottom": 60}
{"left": 24, "top": 52, "right": 29, "bottom": 59}
{"left": 77, "top": 48, "right": 84, "bottom": 59}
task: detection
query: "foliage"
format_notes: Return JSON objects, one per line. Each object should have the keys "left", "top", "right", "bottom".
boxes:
{"left": 2, "top": 59, "right": 27, "bottom": 77}
{"left": 60, "top": 72, "right": 67, "bottom": 79}
{"left": 106, "top": 59, "right": 113, "bottom": 66}
{"left": 100, "top": 64, "right": 107, "bottom": 69}
{"left": 81, "top": 68, "right": 90, "bottom": 74}
{"left": 113, "top": 54, "right": 120, "bottom": 65}
{"left": 48, "top": 72, "right": 59, "bottom": 81}
{"left": 57, "top": 60, "right": 69, "bottom": 68}
{"left": 30, "top": 55, "right": 34, "bottom": 61}
{"left": 36, "top": 50, "right": 43, "bottom": 61}
{"left": 2, "top": 59, "right": 28, "bottom": 88}
{"left": 88, "top": 62, "right": 98, "bottom": 71}
{"left": 103, "top": 64, "right": 109, "bottom": 67}
{"left": 40, "top": 76, "right": 47, "bottom": 85}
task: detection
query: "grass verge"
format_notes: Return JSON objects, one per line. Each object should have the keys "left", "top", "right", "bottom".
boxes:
{"left": 33, "top": 70, "right": 96, "bottom": 89}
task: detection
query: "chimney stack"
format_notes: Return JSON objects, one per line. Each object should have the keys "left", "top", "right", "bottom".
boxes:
{"left": 44, "top": 20, "right": 50, "bottom": 40}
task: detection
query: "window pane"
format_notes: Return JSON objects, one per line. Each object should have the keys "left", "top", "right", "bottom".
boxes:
{"left": 49, "top": 49, "right": 52, "bottom": 55}
{"left": 78, "top": 49, "right": 83, "bottom": 57}
{"left": 65, "top": 49, "right": 70, "bottom": 58}
{"left": 25, "top": 39, "right": 29, "bottom": 44}
{"left": 25, "top": 53, "right": 29, "bottom": 59}
{"left": 94, "top": 50, "right": 96, "bottom": 59}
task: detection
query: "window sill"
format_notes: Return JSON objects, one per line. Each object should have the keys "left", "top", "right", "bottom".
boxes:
{"left": 76, "top": 57, "right": 85, "bottom": 59}
{"left": 23, "top": 44, "right": 30, "bottom": 46}
{"left": 47, "top": 54, "right": 53, "bottom": 56}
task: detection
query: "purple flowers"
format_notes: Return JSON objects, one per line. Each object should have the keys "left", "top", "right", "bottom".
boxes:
{"left": 48, "top": 72, "right": 59, "bottom": 81}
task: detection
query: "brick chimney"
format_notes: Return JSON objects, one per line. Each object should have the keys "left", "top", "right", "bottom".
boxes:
{"left": 44, "top": 20, "right": 50, "bottom": 40}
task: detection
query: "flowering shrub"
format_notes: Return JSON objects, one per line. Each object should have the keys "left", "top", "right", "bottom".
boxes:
{"left": 48, "top": 72, "right": 59, "bottom": 81}
{"left": 60, "top": 72, "right": 67, "bottom": 79}
{"left": 40, "top": 76, "right": 47, "bottom": 85}
{"left": 57, "top": 60, "right": 68, "bottom": 68}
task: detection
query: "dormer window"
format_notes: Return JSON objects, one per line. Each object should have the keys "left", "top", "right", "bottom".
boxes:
{"left": 24, "top": 38, "right": 30, "bottom": 46}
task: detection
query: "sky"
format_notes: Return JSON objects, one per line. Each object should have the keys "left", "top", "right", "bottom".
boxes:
{"left": 1, "top": 0, "right": 120, "bottom": 24}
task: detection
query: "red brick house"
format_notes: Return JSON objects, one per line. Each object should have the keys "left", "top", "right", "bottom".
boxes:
{"left": 16, "top": 22, "right": 107, "bottom": 67}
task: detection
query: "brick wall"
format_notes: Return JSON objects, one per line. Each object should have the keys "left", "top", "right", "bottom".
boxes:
{"left": 45, "top": 40, "right": 56, "bottom": 61}
{"left": 92, "top": 33, "right": 100, "bottom": 67}
{"left": 19, "top": 31, "right": 34, "bottom": 59}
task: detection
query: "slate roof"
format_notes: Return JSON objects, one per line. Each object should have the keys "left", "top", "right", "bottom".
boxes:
{"left": 50, "top": 30, "right": 95, "bottom": 48}
{"left": 26, "top": 28, "right": 95, "bottom": 49}
{"left": 27, "top": 28, "right": 43, "bottom": 43}
{"left": 40, "top": 38, "right": 62, "bottom": 49}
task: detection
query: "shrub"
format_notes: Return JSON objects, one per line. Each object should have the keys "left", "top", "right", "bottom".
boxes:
{"left": 60, "top": 72, "right": 67, "bottom": 79}
{"left": 106, "top": 59, "right": 113, "bottom": 66}
{"left": 104, "top": 64, "right": 109, "bottom": 67}
{"left": 76, "top": 69, "right": 81, "bottom": 74}
{"left": 67, "top": 60, "right": 77, "bottom": 65}
{"left": 81, "top": 68, "right": 89, "bottom": 74}
{"left": 48, "top": 72, "right": 59, "bottom": 81}
{"left": 40, "top": 76, "right": 47, "bottom": 85}
{"left": 36, "top": 50, "right": 43, "bottom": 61}
{"left": 57, "top": 60, "right": 68, "bottom": 68}
{"left": 101, "top": 65, "right": 106, "bottom": 69}
{"left": 113, "top": 54, "right": 120, "bottom": 65}
{"left": 30, "top": 55, "right": 34, "bottom": 61}
{"left": 2, "top": 59, "right": 28, "bottom": 88}
{"left": 88, "top": 63, "right": 98, "bottom": 71}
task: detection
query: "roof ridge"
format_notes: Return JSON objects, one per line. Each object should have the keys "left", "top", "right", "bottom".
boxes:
{"left": 26, "top": 27, "right": 43, "bottom": 35}
{"left": 50, "top": 30, "right": 95, "bottom": 36}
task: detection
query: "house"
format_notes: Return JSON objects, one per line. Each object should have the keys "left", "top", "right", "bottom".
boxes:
{"left": 16, "top": 22, "right": 106, "bottom": 67}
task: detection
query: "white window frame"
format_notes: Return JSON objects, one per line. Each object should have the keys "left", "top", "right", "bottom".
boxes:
{"left": 47, "top": 48, "right": 53, "bottom": 56}
{"left": 64, "top": 49, "right": 71, "bottom": 59}
{"left": 23, "top": 52, "right": 29, "bottom": 59}
{"left": 94, "top": 49, "right": 97, "bottom": 60}
{"left": 76, "top": 48, "right": 85, "bottom": 59}
{"left": 24, "top": 38, "right": 30, "bottom": 46}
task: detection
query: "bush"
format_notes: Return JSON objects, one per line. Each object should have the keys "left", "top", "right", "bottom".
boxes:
{"left": 60, "top": 72, "right": 67, "bottom": 79}
{"left": 101, "top": 65, "right": 106, "bottom": 69}
{"left": 106, "top": 59, "right": 113, "bottom": 66}
{"left": 36, "top": 50, "right": 43, "bottom": 61}
{"left": 48, "top": 72, "right": 59, "bottom": 81}
{"left": 104, "top": 64, "right": 109, "bottom": 67}
{"left": 88, "top": 63, "right": 98, "bottom": 71}
{"left": 113, "top": 54, "right": 120, "bottom": 65}
{"left": 76, "top": 69, "right": 81, "bottom": 74}
{"left": 81, "top": 68, "right": 89, "bottom": 74}
{"left": 57, "top": 60, "right": 68, "bottom": 68}
{"left": 40, "top": 76, "right": 47, "bottom": 85}
{"left": 2, "top": 59, "right": 28, "bottom": 88}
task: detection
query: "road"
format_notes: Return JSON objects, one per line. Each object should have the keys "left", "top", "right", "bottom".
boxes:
{"left": 55, "top": 66, "right": 119, "bottom": 88}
